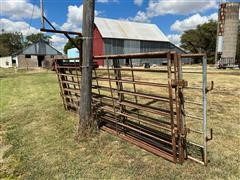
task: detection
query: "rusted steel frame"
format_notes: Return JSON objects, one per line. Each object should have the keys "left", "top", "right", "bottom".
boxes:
{"left": 93, "top": 99, "right": 173, "bottom": 131}
{"left": 94, "top": 77, "right": 168, "bottom": 88}
{"left": 96, "top": 68, "right": 170, "bottom": 73}
{"left": 94, "top": 51, "right": 171, "bottom": 60}
{"left": 129, "top": 58, "right": 140, "bottom": 120}
{"left": 119, "top": 100, "right": 173, "bottom": 117}
{"left": 59, "top": 73, "right": 80, "bottom": 77}
{"left": 101, "top": 113, "right": 173, "bottom": 143}
{"left": 101, "top": 126, "right": 175, "bottom": 162}
{"left": 94, "top": 51, "right": 206, "bottom": 60}
{"left": 73, "top": 59, "right": 81, "bottom": 106}
{"left": 40, "top": 28, "right": 82, "bottom": 36}
{"left": 92, "top": 85, "right": 171, "bottom": 103}
{"left": 62, "top": 80, "right": 79, "bottom": 86}
{"left": 55, "top": 60, "right": 68, "bottom": 110}
{"left": 95, "top": 93, "right": 174, "bottom": 118}
{"left": 100, "top": 115, "right": 173, "bottom": 146}
{"left": 106, "top": 58, "right": 118, "bottom": 123}
{"left": 117, "top": 112, "right": 172, "bottom": 132}
{"left": 57, "top": 66, "right": 81, "bottom": 69}
{"left": 113, "top": 59, "right": 126, "bottom": 125}
{"left": 180, "top": 53, "right": 205, "bottom": 58}
{"left": 42, "top": 16, "right": 81, "bottom": 51}
{"left": 175, "top": 54, "right": 185, "bottom": 163}
{"left": 63, "top": 88, "right": 81, "bottom": 94}
{"left": 93, "top": 67, "right": 103, "bottom": 106}
{"left": 173, "top": 53, "right": 182, "bottom": 163}
{"left": 167, "top": 52, "right": 177, "bottom": 162}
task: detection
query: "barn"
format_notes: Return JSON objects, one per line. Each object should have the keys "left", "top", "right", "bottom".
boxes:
{"left": 92, "top": 17, "right": 187, "bottom": 66}
{"left": 12, "top": 39, "right": 63, "bottom": 69}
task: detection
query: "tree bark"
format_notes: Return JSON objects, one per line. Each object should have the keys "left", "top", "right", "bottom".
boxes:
{"left": 77, "top": 0, "right": 96, "bottom": 138}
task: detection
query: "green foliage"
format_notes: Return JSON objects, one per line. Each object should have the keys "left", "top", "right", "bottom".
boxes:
{"left": 25, "top": 33, "right": 51, "bottom": 45}
{"left": 63, "top": 36, "right": 81, "bottom": 54}
{"left": 0, "top": 32, "right": 24, "bottom": 57}
{"left": 180, "top": 21, "right": 217, "bottom": 63}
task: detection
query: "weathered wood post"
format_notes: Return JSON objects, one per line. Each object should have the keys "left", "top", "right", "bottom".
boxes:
{"left": 77, "top": 0, "right": 96, "bottom": 138}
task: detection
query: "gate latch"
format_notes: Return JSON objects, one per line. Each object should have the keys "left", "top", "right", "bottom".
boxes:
{"left": 206, "top": 128, "right": 213, "bottom": 142}
{"left": 206, "top": 81, "right": 214, "bottom": 93}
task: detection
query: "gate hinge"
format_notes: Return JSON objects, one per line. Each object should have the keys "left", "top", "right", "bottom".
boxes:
{"left": 171, "top": 79, "right": 188, "bottom": 88}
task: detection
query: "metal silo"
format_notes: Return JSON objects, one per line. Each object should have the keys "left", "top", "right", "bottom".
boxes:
{"left": 216, "top": 2, "right": 240, "bottom": 67}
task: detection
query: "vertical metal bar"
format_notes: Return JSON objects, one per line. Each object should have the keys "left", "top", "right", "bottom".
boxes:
{"left": 129, "top": 58, "right": 139, "bottom": 120}
{"left": 74, "top": 59, "right": 80, "bottom": 108}
{"left": 167, "top": 52, "right": 177, "bottom": 162}
{"left": 106, "top": 58, "right": 117, "bottom": 122}
{"left": 173, "top": 53, "right": 183, "bottom": 163}
{"left": 202, "top": 56, "right": 208, "bottom": 165}
{"left": 55, "top": 60, "right": 67, "bottom": 110}
{"left": 113, "top": 59, "right": 125, "bottom": 124}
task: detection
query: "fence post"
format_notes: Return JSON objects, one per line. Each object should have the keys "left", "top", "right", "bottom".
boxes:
{"left": 78, "top": 0, "right": 96, "bottom": 138}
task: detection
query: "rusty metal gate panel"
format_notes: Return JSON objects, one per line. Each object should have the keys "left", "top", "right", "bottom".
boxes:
{"left": 54, "top": 52, "right": 212, "bottom": 165}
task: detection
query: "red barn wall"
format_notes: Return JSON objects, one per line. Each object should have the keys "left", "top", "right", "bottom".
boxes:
{"left": 93, "top": 26, "right": 104, "bottom": 66}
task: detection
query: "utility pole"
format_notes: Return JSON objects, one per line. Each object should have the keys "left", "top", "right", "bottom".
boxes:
{"left": 78, "top": 0, "right": 96, "bottom": 138}
{"left": 40, "top": 0, "right": 45, "bottom": 29}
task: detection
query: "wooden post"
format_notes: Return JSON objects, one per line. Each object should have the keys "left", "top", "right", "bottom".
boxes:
{"left": 77, "top": 0, "right": 96, "bottom": 138}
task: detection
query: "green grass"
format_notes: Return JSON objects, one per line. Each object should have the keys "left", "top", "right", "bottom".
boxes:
{"left": 0, "top": 67, "right": 240, "bottom": 179}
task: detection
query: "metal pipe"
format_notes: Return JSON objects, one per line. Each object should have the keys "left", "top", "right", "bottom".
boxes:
{"left": 202, "top": 56, "right": 208, "bottom": 165}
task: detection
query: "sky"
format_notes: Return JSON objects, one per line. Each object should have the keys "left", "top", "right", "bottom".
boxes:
{"left": 0, "top": 0, "right": 239, "bottom": 52}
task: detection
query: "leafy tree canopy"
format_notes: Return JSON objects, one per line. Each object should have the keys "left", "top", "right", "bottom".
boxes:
{"left": 25, "top": 33, "right": 51, "bottom": 45}
{"left": 0, "top": 32, "right": 24, "bottom": 57}
{"left": 180, "top": 20, "right": 217, "bottom": 63}
{"left": 63, "top": 36, "right": 81, "bottom": 54}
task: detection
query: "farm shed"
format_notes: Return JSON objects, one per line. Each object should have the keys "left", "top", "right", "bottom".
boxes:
{"left": 93, "top": 17, "right": 189, "bottom": 66}
{"left": 0, "top": 56, "right": 12, "bottom": 68}
{"left": 13, "top": 39, "right": 63, "bottom": 69}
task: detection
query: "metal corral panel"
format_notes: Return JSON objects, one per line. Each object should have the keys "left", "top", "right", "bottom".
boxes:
{"left": 95, "top": 17, "right": 169, "bottom": 42}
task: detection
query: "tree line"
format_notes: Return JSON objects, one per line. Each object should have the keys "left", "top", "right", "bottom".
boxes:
{"left": 0, "top": 33, "right": 51, "bottom": 57}
{"left": 1, "top": 21, "right": 239, "bottom": 63}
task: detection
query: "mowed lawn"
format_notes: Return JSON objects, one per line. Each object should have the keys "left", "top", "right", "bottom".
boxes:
{"left": 0, "top": 67, "right": 239, "bottom": 179}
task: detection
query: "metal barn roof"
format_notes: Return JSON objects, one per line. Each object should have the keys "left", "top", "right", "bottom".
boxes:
{"left": 95, "top": 17, "right": 169, "bottom": 42}
{"left": 15, "top": 39, "right": 62, "bottom": 56}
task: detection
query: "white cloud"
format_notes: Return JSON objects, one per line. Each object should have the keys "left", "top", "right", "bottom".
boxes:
{"left": 130, "top": 0, "right": 217, "bottom": 23}
{"left": 0, "top": 18, "right": 39, "bottom": 36}
{"left": 0, "top": 0, "right": 41, "bottom": 20}
{"left": 97, "top": 0, "right": 118, "bottom": 3}
{"left": 146, "top": 0, "right": 217, "bottom": 17}
{"left": 61, "top": 4, "right": 100, "bottom": 32}
{"left": 61, "top": 5, "right": 84, "bottom": 31}
{"left": 167, "top": 34, "right": 181, "bottom": 46}
{"left": 134, "top": 0, "right": 143, "bottom": 6}
{"left": 171, "top": 13, "right": 218, "bottom": 32}
{"left": 50, "top": 34, "right": 67, "bottom": 53}
{"left": 129, "top": 11, "right": 150, "bottom": 23}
